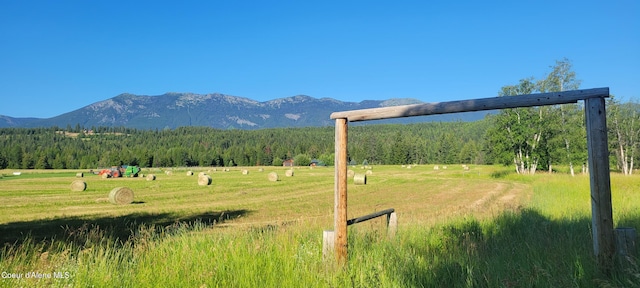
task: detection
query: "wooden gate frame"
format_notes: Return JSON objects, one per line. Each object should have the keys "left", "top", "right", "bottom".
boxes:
{"left": 329, "top": 87, "right": 614, "bottom": 270}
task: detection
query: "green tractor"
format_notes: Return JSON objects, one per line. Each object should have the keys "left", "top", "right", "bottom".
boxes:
{"left": 123, "top": 165, "right": 141, "bottom": 177}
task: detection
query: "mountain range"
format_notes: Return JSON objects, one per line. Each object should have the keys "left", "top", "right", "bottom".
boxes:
{"left": 0, "top": 93, "right": 491, "bottom": 130}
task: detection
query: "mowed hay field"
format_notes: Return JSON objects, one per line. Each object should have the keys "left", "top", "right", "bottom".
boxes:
{"left": 1, "top": 165, "right": 640, "bottom": 287}
{"left": 0, "top": 166, "right": 525, "bottom": 238}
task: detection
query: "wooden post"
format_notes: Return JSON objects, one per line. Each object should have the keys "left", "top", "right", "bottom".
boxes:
{"left": 585, "top": 97, "right": 615, "bottom": 272}
{"left": 322, "top": 230, "right": 335, "bottom": 261}
{"left": 615, "top": 227, "right": 637, "bottom": 257}
{"left": 387, "top": 212, "right": 398, "bottom": 239}
{"left": 334, "top": 118, "right": 348, "bottom": 264}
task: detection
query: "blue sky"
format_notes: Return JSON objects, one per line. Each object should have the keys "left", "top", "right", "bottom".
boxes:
{"left": 1, "top": 1, "right": 638, "bottom": 118}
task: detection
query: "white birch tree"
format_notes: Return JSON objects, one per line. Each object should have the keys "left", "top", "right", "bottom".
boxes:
{"left": 489, "top": 78, "right": 545, "bottom": 174}
{"left": 537, "top": 58, "right": 582, "bottom": 176}
{"left": 609, "top": 99, "right": 640, "bottom": 175}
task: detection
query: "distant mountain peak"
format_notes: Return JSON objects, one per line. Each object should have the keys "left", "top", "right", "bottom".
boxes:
{"left": 380, "top": 98, "right": 423, "bottom": 107}
{"left": 265, "top": 94, "right": 317, "bottom": 105}
{"left": 0, "top": 93, "right": 491, "bottom": 129}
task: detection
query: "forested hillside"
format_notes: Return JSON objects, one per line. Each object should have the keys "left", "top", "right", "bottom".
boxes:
{"left": 1, "top": 96, "right": 638, "bottom": 175}
{"left": 0, "top": 121, "right": 490, "bottom": 170}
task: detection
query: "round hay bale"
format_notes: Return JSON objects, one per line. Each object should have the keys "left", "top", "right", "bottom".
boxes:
{"left": 347, "top": 169, "right": 355, "bottom": 178}
{"left": 108, "top": 187, "right": 134, "bottom": 205}
{"left": 354, "top": 173, "right": 367, "bottom": 185}
{"left": 198, "top": 175, "right": 212, "bottom": 186}
{"left": 76, "top": 172, "right": 84, "bottom": 178}
{"left": 139, "top": 173, "right": 144, "bottom": 178}
{"left": 268, "top": 172, "right": 279, "bottom": 182}
{"left": 242, "top": 169, "right": 249, "bottom": 175}
{"left": 365, "top": 170, "right": 373, "bottom": 175}
{"left": 285, "top": 169, "right": 294, "bottom": 177}
{"left": 186, "top": 171, "right": 194, "bottom": 176}
{"left": 165, "top": 171, "right": 173, "bottom": 176}
{"left": 70, "top": 180, "right": 87, "bottom": 191}
{"left": 146, "top": 174, "right": 156, "bottom": 181}
{"left": 258, "top": 168, "right": 264, "bottom": 172}
{"left": 198, "top": 172, "right": 206, "bottom": 177}
{"left": 101, "top": 173, "right": 111, "bottom": 179}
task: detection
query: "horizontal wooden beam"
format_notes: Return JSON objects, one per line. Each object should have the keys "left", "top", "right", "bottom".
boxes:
{"left": 330, "top": 87, "right": 609, "bottom": 122}
{"left": 346, "top": 208, "right": 395, "bottom": 226}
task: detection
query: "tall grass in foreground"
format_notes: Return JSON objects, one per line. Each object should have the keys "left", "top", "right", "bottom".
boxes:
{"left": 2, "top": 170, "right": 640, "bottom": 287}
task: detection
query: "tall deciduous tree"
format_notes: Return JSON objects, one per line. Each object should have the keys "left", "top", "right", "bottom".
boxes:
{"left": 537, "top": 58, "right": 583, "bottom": 175}
{"left": 608, "top": 98, "right": 640, "bottom": 175}
{"left": 486, "top": 59, "right": 589, "bottom": 175}
{"left": 486, "top": 78, "right": 545, "bottom": 174}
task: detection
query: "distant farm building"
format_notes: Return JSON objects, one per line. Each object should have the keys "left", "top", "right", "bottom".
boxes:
{"left": 282, "top": 159, "right": 294, "bottom": 167}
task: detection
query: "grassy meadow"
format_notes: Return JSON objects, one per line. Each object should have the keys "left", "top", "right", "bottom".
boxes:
{"left": 1, "top": 165, "right": 639, "bottom": 287}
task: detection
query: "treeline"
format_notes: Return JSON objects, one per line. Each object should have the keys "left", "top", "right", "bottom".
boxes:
{"left": 0, "top": 99, "right": 637, "bottom": 174}
{"left": 0, "top": 121, "right": 490, "bottom": 170}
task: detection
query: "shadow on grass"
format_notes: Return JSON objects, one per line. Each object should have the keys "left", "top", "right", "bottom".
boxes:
{"left": 390, "top": 208, "right": 640, "bottom": 287}
{"left": 0, "top": 209, "right": 251, "bottom": 249}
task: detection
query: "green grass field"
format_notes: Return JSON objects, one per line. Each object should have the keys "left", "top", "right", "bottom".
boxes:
{"left": 1, "top": 165, "right": 639, "bottom": 287}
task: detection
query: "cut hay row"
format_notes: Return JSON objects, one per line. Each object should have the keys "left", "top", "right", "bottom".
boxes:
{"left": 70, "top": 180, "right": 86, "bottom": 191}
{"left": 108, "top": 187, "right": 134, "bottom": 205}
{"left": 95, "top": 197, "right": 109, "bottom": 203}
